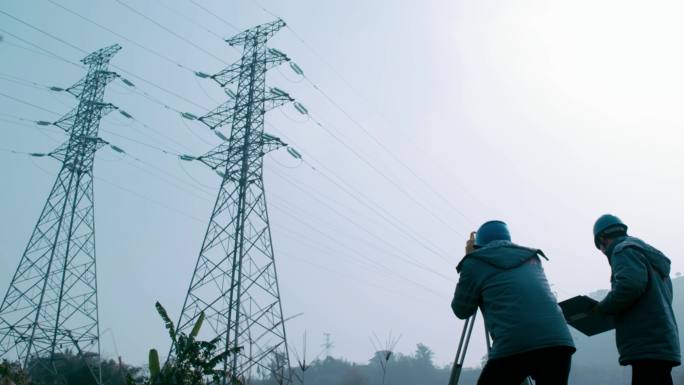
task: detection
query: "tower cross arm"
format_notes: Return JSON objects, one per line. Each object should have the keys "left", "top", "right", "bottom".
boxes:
{"left": 265, "top": 92, "right": 294, "bottom": 112}
{"left": 81, "top": 44, "right": 122, "bottom": 64}
{"left": 194, "top": 143, "right": 232, "bottom": 170}
{"left": 53, "top": 102, "right": 118, "bottom": 132}
{"left": 86, "top": 102, "right": 118, "bottom": 117}
{"left": 198, "top": 101, "right": 236, "bottom": 131}
{"left": 225, "top": 19, "right": 286, "bottom": 47}
{"left": 262, "top": 132, "right": 287, "bottom": 154}
{"left": 66, "top": 71, "right": 120, "bottom": 98}
{"left": 211, "top": 62, "right": 242, "bottom": 88}
{"left": 265, "top": 48, "right": 290, "bottom": 68}
{"left": 53, "top": 108, "right": 78, "bottom": 131}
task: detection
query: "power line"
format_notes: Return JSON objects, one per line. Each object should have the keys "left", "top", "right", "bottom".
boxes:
{"left": 177, "top": 115, "right": 216, "bottom": 147}
{"left": 243, "top": 1, "right": 474, "bottom": 230}
{"left": 22, "top": 149, "right": 204, "bottom": 222}
{"left": 116, "top": 154, "right": 215, "bottom": 202}
{"left": 111, "top": 131, "right": 454, "bottom": 288}
{"left": 2, "top": 112, "right": 200, "bottom": 191}
{"left": 188, "top": 0, "right": 240, "bottom": 33}
{"left": 5, "top": 114, "right": 448, "bottom": 300}
{"left": 2, "top": 7, "right": 458, "bottom": 273}
{"left": 272, "top": 231, "right": 444, "bottom": 305}
{"left": 3, "top": 16, "right": 456, "bottom": 266}
{"left": 111, "top": 66, "right": 210, "bottom": 112}
{"left": 7, "top": 1, "right": 462, "bottom": 250}
{"left": 268, "top": 202, "right": 444, "bottom": 297}
{"left": 0, "top": 16, "right": 208, "bottom": 112}
{"left": 100, "top": 128, "right": 181, "bottom": 157}
{"left": 0, "top": 73, "right": 51, "bottom": 91}
{"left": 0, "top": 147, "right": 33, "bottom": 155}
{"left": 44, "top": 0, "right": 198, "bottom": 74}
{"left": 25, "top": 147, "right": 447, "bottom": 304}
{"left": 307, "top": 113, "right": 465, "bottom": 238}
{"left": 115, "top": 81, "right": 185, "bottom": 113}
{"left": 120, "top": 145, "right": 450, "bottom": 293}
{"left": 250, "top": 1, "right": 483, "bottom": 226}
{"left": 0, "top": 9, "right": 87, "bottom": 54}
{"left": 277, "top": 250, "right": 440, "bottom": 306}
{"left": 0, "top": 85, "right": 191, "bottom": 157}
{"left": 0, "top": 92, "right": 61, "bottom": 116}
{"left": 46, "top": 0, "right": 244, "bottom": 113}
{"left": 268, "top": 168, "right": 453, "bottom": 282}
{"left": 0, "top": 27, "right": 83, "bottom": 68}
{"left": 155, "top": 0, "right": 225, "bottom": 41}
{"left": 106, "top": 111, "right": 191, "bottom": 155}
{"left": 306, "top": 80, "right": 475, "bottom": 226}
{"left": 282, "top": 158, "right": 452, "bottom": 260}
{"left": 177, "top": 158, "right": 217, "bottom": 191}
{"left": 112, "top": 0, "right": 228, "bottom": 65}
{"left": 6, "top": 3, "right": 475, "bottom": 243}
{"left": 264, "top": 122, "right": 453, "bottom": 260}
{"left": 0, "top": 112, "right": 42, "bottom": 124}
{"left": 107, "top": 142, "right": 451, "bottom": 294}
{"left": 0, "top": 117, "right": 63, "bottom": 143}
{"left": 94, "top": 174, "right": 206, "bottom": 223}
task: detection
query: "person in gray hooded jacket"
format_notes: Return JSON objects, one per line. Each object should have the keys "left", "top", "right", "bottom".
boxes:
{"left": 593, "top": 214, "right": 680, "bottom": 385}
{"left": 451, "top": 220, "right": 575, "bottom": 385}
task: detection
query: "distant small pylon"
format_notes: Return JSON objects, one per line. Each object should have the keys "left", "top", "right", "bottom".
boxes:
{"left": 322, "top": 333, "right": 334, "bottom": 358}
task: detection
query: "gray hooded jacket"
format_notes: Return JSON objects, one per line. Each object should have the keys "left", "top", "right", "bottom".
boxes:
{"left": 451, "top": 241, "right": 575, "bottom": 359}
{"left": 598, "top": 236, "right": 681, "bottom": 365}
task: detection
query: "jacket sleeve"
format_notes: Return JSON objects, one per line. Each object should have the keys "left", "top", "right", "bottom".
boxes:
{"left": 451, "top": 261, "right": 482, "bottom": 319}
{"left": 597, "top": 247, "right": 649, "bottom": 315}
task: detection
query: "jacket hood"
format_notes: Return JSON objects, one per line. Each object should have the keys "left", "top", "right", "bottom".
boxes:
{"left": 456, "top": 240, "right": 546, "bottom": 272}
{"left": 614, "top": 236, "right": 671, "bottom": 278}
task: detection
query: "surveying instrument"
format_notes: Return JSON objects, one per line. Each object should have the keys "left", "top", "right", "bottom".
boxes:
{"left": 448, "top": 311, "right": 532, "bottom": 385}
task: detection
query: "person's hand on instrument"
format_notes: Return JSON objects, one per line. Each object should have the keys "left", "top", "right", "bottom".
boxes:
{"left": 465, "top": 231, "right": 477, "bottom": 255}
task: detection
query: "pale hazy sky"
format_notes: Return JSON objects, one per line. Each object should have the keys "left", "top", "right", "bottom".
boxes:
{"left": 1, "top": 0, "right": 683, "bottom": 369}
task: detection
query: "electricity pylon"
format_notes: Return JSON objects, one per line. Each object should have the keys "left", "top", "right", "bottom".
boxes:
{"left": 0, "top": 44, "right": 121, "bottom": 383}
{"left": 175, "top": 20, "right": 294, "bottom": 384}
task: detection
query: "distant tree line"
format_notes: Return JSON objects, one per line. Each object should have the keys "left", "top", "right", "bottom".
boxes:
{"left": 4, "top": 344, "right": 684, "bottom": 385}
{"left": 5, "top": 280, "right": 684, "bottom": 385}
{"left": 1, "top": 351, "right": 136, "bottom": 385}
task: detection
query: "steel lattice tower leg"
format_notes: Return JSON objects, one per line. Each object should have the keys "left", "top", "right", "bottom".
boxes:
{"left": 0, "top": 45, "right": 121, "bottom": 383}
{"left": 175, "top": 20, "right": 294, "bottom": 384}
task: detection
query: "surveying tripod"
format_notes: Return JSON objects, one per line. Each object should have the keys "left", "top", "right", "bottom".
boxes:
{"left": 448, "top": 311, "right": 532, "bottom": 385}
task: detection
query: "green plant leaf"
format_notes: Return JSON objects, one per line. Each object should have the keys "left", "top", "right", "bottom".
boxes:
{"left": 155, "top": 301, "right": 177, "bottom": 343}
{"left": 149, "top": 349, "right": 161, "bottom": 381}
{"left": 190, "top": 312, "right": 205, "bottom": 339}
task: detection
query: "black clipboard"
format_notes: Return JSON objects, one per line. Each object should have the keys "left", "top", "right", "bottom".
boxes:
{"left": 558, "top": 295, "right": 615, "bottom": 336}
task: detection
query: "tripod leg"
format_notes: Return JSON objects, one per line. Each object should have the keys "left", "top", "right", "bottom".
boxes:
{"left": 448, "top": 312, "right": 477, "bottom": 385}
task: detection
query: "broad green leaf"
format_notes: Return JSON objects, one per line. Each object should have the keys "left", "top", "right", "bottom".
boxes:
{"left": 190, "top": 312, "right": 205, "bottom": 339}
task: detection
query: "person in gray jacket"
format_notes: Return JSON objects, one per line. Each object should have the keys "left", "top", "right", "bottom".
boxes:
{"left": 593, "top": 214, "right": 680, "bottom": 385}
{"left": 451, "top": 220, "right": 575, "bottom": 385}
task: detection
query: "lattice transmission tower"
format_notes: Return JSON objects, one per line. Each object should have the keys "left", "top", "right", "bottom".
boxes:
{"left": 175, "top": 19, "right": 295, "bottom": 384}
{"left": 0, "top": 44, "right": 121, "bottom": 382}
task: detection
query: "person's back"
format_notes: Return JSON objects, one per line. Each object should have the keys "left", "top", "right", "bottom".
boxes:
{"left": 593, "top": 215, "right": 681, "bottom": 385}
{"left": 453, "top": 240, "right": 574, "bottom": 359}
{"left": 600, "top": 236, "right": 680, "bottom": 366}
{"left": 451, "top": 221, "right": 574, "bottom": 385}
